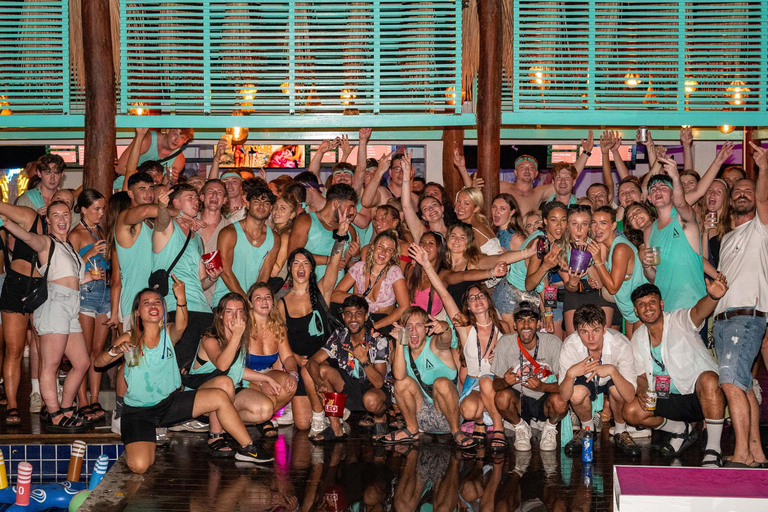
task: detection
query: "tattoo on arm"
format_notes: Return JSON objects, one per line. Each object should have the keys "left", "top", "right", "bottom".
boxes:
{"left": 331, "top": 240, "right": 344, "bottom": 255}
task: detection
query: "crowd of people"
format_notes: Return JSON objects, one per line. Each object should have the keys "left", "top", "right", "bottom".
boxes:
{"left": 1, "top": 125, "right": 766, "bottom": 474}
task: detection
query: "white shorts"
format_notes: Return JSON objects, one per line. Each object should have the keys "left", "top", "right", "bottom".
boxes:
{"left": 33, "top": 282, "right": 82, "bottom": 336}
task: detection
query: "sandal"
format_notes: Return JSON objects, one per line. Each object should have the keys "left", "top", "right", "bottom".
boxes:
{"left": 46, "top": 408, "right": 87, "bottom": 433}
{"left": 358, "top": 413, "right": 374, "bottom": 429}
{"left": 256, "top": 421, "right": 278, "bottom": 439}
{"left": 380, "top": 427, "right": 420, "bottom": 444}
{"left": 659, "top": 424, "right": 699, "bottom": 458}
{"left": 452, "top": 431, "right": 478, "bottom": 450}
{"left": 472, "top": 422, "right": 487, "bottom": 443}
{"left": 372, "top": 421, "right": 389, "bottom": 440}
{"left": 310, "top": 426, "right": 347, "bottom": 444}
{"left": 5, "top": 408, "right": 21, "bottom": 426}
{"left": 701, "top": 449, "right": 723, "bottom": 468}
{"left": 89, "top": 402, "right": 107, "bottom": 420}
{"left": 387, "top": 409, "right": 405, "bottom": 429}
{"left": 206, "top": 432, "right": 234, "bottom": 458}
{"left": 76, "top": 405, "right": 95, "bottom": 424}
{"left": 489, "top": 431, "right": 508, "bottom": 452}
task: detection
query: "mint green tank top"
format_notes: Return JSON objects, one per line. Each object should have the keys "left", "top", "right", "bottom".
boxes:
{"left": 116, "top": 221, "right": 154, "bottom": 318}
{"left": 113, "top": 131, "right": 161, "bottom": 190}
{"left": 404, "top": 337, "right": 457, "bottom": 404}
{"left": 548, "top": 193, "right": 578, "bottom": 206}
{"left": 124, "top": 329, "right": 181, "bottom": 407}
{"left": 212, "top": 222, "right": 274, "bottom": 306}
{"left": 648, "top": 208, "right": 705, "bottom": 310}
{"left": 188, "top": 344, "right": 246, "bottom": 388}
{"left": 153, "top": 223, "right": 209, "bottom": 313}
{"left": 606, "top": 235, "right": 648, "bottom": 323}
{"left": 506, "top": 230, "right": 545, "bottom": 293}
{"left": 303, "top": 212, "right": 338, "bottom": 282}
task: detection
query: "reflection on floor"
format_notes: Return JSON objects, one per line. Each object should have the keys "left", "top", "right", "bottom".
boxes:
{"left": 82, "top": 417, "right": 766, "bottom": 512}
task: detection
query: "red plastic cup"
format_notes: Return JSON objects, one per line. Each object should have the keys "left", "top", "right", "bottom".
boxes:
{"left": 323, "top": 392, "right": 347, "bottom": 418}
{"left": 202, "top": 251, "right": 223, "bottom": 272}
{"left": 15, "top": 462, "right": 32, "bottom": 506}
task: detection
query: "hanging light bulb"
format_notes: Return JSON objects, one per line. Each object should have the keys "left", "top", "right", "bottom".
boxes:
{"left": 528, "top": 66, "right": 548, "bottom": 85}
{"left": 240, "top": 84, "right": 257, "bottom": 113}
{"left": 445, "top": 86, "right": 457, "bottom": 106}
{"left": 624, "top": 74, "right": 641, "bottom": 87}
{"left": 226, "top": 127, "right": 249, "bottom": 145}
{"left": 684, "top": 80, "right": 698, "bottom": 94}
{"left": 727, "top": 81, "right": 749, "bottom": 106}
{"left": 718, "top": 125, "right": 735, "bottom": 134}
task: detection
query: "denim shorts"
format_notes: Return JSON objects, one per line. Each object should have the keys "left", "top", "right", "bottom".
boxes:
{"left": 33, "top": 283, "right": 82, "bottom": 336}
{"left": 79, "top": 279, "right": 110, "bottom": 317}
{"left": 714, "top": 314, "right": 767, "bottom": 392}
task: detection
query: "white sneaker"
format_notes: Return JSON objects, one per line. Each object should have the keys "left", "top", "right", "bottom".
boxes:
{"left": 609, "top": 425, "right": 651, "bottom": 438}
{"left": 753, "top": 379, "right": 762, "bottom": 406}
{"left": 570, "top": 409, "right": 580, "bottom": 431}
{"left": 342, "top": 408, "right": 351, "bottom": 423}
{"left": 310, "top": 416, "right": 329, "bottom": 437}
{"left": 593, "top": 411, "right": 604, "bottom": 433}
{"left": 29, "top": 392, "right": 43, "bottom": 414}
{"left": 275, "top": 404, "right": 294, "bottom": 426}
{"left": 155, "top": 427, "right": 169, "bottom": 444}
{"left": 111, "top": 411, "right": 121, "bottom": 435}
{"left": 513, "top": 421, "right": 532, "bottom": 451}
{"left": 502, "top": 419, "right": 514, "bottom": 432}
{"left": 168, "top": 419, "right": 210, "bottom": 432}
{"left": 539, "top": 423, "right": 558, "bottom": 451}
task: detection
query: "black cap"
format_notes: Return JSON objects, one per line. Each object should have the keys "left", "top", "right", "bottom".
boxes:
{"left": 513, "top": 301, "right": 540, "bottom": 320}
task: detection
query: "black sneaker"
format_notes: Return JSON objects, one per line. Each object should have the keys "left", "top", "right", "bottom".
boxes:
{"left": 614, "top": 431, "right": 641, "bottom": 457}
{"left": 235, "top": 443, "right": 274, "bottom": 464}
{"left": 563, "top": 429, "right": 584, "bottom": 456}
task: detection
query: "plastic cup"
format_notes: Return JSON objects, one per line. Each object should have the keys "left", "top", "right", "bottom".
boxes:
{"left": 323, "top": 392, "right": 347, "bottom": 418}
{"left": 646, "top": 390, "right": 657, "bottom": 411}
{"left": 569, "top": 248, "right": 592, "bottom": 272}
{"left": 125, "top": 345, "right": 140, "bottom": 367}
{"left": 89, "top": 260, "right": 100, "bottom": 279}
{"left": 648, "top": 246, "right": 662, "bottom": 266}
{"left": 202, "top": 251, "right": 223, "bottom": 272}
{"left": 398, "top": 326, "right": 411, "bottom": 346}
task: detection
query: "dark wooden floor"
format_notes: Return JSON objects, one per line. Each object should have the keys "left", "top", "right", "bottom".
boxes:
{"left": 80, "top": 418, "right": 767, "bottom": 512}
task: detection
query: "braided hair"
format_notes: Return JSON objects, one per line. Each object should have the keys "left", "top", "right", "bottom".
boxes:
{"left": 287, "top": 248, "right": 342, "bottom": 333}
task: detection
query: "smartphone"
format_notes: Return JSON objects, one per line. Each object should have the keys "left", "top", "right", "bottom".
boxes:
{"left": 536, "top": 236, "right": 550, "bottom": 259}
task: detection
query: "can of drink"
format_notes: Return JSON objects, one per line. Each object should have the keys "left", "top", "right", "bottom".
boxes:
{"left": 638, "top": 126, "right": 649, "bottom": 143}
{"left": 581, "top": 427, "right": 593, "bottom": 462}
{"left": 705, "top": 211, "right": 718, "bottom": 229}
{"left": 125, "top": 345, "right": 140, "bottom": 367}
{"left": 646, "top": 390, "right": 657, "bottom": 411}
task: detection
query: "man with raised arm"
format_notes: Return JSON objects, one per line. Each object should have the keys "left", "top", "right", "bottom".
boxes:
{"left": 501, "top": 130, "right": 594, "bottom": 216}
{"left": 114, "top": 128, "right": 193, "bottom": 189}
{"left": 710, "top": 141, "right": 768, "bottom": 468}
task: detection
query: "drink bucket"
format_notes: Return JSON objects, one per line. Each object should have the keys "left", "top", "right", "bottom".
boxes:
{"left": 323, "top": 392, "right": 347, "bottom": 418}
{"left": 202, "top": 251, "right": 223, "bottom": 272}
{"left": 569, "top": 248, "right": 592, "bottom": 273}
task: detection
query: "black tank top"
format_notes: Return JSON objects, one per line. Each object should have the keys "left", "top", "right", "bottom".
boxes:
{"left": 446, "top": 263, "right": 480, "bottom": 309}
{"left": 10, "top": 215, "right": 46, "bottom": 264}
{"left": 281, "top": 297, "right": 327, "bottom": 357}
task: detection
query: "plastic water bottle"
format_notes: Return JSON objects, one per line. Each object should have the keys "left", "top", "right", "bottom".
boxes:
{"left": 581, "top": 426, "right": 593, "bottom": 462}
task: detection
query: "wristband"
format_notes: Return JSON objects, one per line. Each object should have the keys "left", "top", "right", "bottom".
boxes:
{"left": 177, "top": 303, "right": 187, "bottom": 308}
{"left": 595, "top": 261, "right": 605, "bottom": 267}
{"left": 332, "top": 229, "right": 350, "bottom": 242}
{"left": 584, "top": 150, "right": 592, "bottom": 156}
{"left": 108, "top": 348, "right": 119, "bottom": 358}
{"left": 708, "top": 294, "right": 720, "bottom": 301}
{"left": 543, "top": 312, "right": 554, "bottom": 318}
{"left": 289, "top": 371, "right": 300, "bottom": 382}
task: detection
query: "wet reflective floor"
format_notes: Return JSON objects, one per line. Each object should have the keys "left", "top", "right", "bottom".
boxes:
{"left": 81, "top": 417, "right": 763, "bottom": 512}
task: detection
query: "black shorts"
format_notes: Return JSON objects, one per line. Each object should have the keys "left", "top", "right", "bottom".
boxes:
{"left": 121, "top": 390, "right": 197, "bottom": 445}
{"left": 512, "top": 388, "right": 549, "bottom": 422}
{"left": 328, "top": 359, "right": 390, "bottom": 412}
{"left": 0, "top": 268, "right": 44, "bottom": 314}
{"left": 574, "top": 376, "right": 614, "bottom": 402}
{"left": 653, "top": 393, "right": 704, "bottom": 423}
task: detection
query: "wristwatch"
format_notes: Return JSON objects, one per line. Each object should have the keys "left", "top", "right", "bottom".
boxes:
{"left": 584, "top": 150, "right": 592, "bottom": 156}
{"left": 360, "top": 361, "right": 370, "bottom": 369}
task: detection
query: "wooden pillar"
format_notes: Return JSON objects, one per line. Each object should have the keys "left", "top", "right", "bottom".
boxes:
{"left": 442, "top": 128, "right": 465, "bottom": 201}
{"left": 476, "top": 0, "right": 502, "bottom": 217}
{"left": 744, "top": 127, "right": 756, "bottom": 180}
{"left": 82, "top": 0, "right": 116, "bottom": 197}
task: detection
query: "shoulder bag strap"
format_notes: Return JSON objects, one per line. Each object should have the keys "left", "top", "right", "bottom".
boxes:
{"left": 166, "top": 229, "right": 193, "bottom": 275}
{"left": 406, "top": 347, "right": 434, "bottom": 399}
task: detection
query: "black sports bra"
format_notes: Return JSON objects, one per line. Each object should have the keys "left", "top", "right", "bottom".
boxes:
{"left": 9, "top": 215, "right": 46, "bottom": 264}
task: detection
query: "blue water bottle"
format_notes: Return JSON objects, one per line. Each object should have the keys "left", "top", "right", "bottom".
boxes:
{"left": 581, "top": 426, "right": 593, "bottom": 462}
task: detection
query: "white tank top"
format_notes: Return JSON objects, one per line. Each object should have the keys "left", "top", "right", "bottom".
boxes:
{"left": 463, "top": 325, "right": 498, "bottom": 377}
{"left": 38, "top": 237, "right": 84, "bottom": 282}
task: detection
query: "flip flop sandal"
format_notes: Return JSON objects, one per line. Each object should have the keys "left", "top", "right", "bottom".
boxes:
{"left": 380, "top": 427, "right": 420, "bottom": 444}
{"left": 358, "top": 413, "right": 375, "bottom": 428}
{"left": 5, "top": 408, "right": 21, "bottom": 426}
{"left": 256, "top": 421, "right": 278, "bottom": 438}
{"left": 207, "top": 433, "right": 235, "bottom": 458}
{"left": 452, "top": 431, "right": 478, "bottom": 450}
{"left": 660, "top": 425, "right": 699, "bottom": 458}
{"left": 89, "top": 402, "right": 107, "bottom": 420}
{"left": 372, "top": 421, "right": 389, "bottom": 440}
{"left": 489, "top": 431, "right": 508, "bottom": 452}
{"left": 472, "top": 422, "right": 487, "bottom": 443}
{"left": 701, "top": 449, "right": 723, "bottom": 467}
{"left": 310, "top": 426, "right": 347, "bottom": 444}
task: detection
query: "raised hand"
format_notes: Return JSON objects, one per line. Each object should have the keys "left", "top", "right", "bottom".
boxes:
{"left": 587, "top": 240, "right": 603, "bottom": 264}
{"left": 171, "top": 272, "right": 186, "bottom": 301}
{"left": 318, "top": 139, "right": 333, "bottom": 153}
{"left": 408, "top": 243, "right": 431, "bottom": 268}
{"left": 654, "top": 145, "right": 668, "bottom": 160}
{"left": 377, "top": 151, "right": 393, "bottom": 173}
{"left": 135, "top": 127, "right": 149, "bottom": 137}
{"left": 230, "top": 315, "right": 246, "bottom": 338}
{"left": 715, "top": 140, "right": 735, "bottom": 164}
{"left": 581, "top": 129, "right": 595, "bottom": 153}
{"left": 157, "top": 189, "right": 171, "bottom": 208}
{"left": 706, "top": 273, "right": 728, "bottom": 300}
{"left": 600, "top": 130, "right": 614, "bottom": 154}
{"left": 401, "top": 149, "right": 413, "bottom": 182}
{"left": 359, "top": 127, "right": 372, "bottom": 142}
{"left": 680, "top": 126, "right": 693, "bottom": 147}
{"left": 339, "top": 134, "right": 353, "bottom": 158}
{"left": 749, "top": 141, "right": 768, "bottom": 170}
{"left": 214, "top": 138, "right": 227, "bottom": 161}
{"left": 657, "top": 156, "right": 679, "bottom": 179}
{"left": 542, "top": 243, "right": 562, "bottom": 271}
{"left": 453, "top": 147, "right": 467, "bottom": 171}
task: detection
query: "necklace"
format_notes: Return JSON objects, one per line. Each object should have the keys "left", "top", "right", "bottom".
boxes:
{"left": 476, "top": 320, "right": 493, "bottom": 328}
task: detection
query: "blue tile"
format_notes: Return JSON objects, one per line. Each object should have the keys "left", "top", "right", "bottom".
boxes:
{"left": 87, "top": 445, "right": 101, "bottom": 458}
{"left": 11, "top": 445, "right": 24, "bottom": 459}
{"left": 56, "top": 445, "right": 69, "bottom": 459}
{"left": 57, "top": 460, "right": 68, "bottom": 475}
{"left": 104, "top": 445, "right": 117, "bottom": 459}
{"left": 117, "top": 445, "right": 125, "bottom": 456}
{"left": 42, "top": 445, "right": 56, "bottom": 459}
{"left": 26, "top": 445, "right": 40, "bottom": 460}
{"left": 42, "top": 460, "right": 56, "bottom": 476}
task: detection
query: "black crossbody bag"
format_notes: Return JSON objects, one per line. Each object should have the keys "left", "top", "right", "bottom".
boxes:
{"left": 148, "top": 230, "right": 192, "bottom": 296}
{"left": 21, "top": 239, "right": 55, "bottom": 313}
